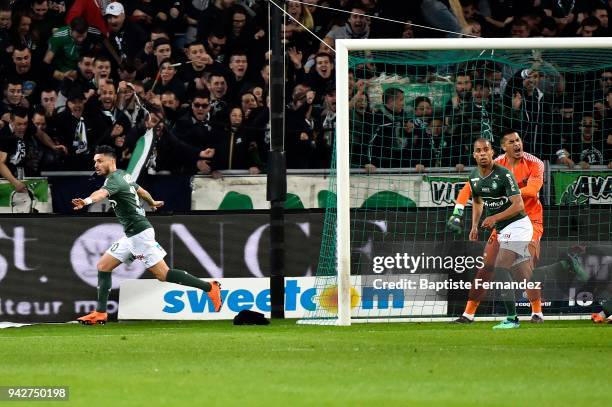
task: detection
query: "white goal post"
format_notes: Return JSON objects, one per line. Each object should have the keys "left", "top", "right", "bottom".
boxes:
{"left": 333, "top": 37, "right": 612, "bottom": 326}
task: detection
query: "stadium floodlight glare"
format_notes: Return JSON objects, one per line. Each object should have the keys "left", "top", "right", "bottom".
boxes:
{"left": 301, "top": 37, "right": 612, "bottom": 326}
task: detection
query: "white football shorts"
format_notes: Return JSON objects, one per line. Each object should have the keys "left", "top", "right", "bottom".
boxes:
{"left": 105, "top": 228, "right": 167, "bottom": 268}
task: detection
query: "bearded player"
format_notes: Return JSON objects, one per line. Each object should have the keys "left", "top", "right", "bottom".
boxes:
{"left": 72, "top": 145, "right": 222, "bottom": 325}
{"left": 458, "top": 138, "right": 533, "bottom": 329}
{"left": 449, "top": 130, "right": 548, "bottom": 324}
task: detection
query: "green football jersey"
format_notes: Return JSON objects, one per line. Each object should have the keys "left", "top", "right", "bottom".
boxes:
{"left": 468, "top": 164, "right": 527, "bottom": 231}
{"left": 102, "top": 170, "right": 151, "bottom": 237}
{"left": 47, "top": 26, "right": 81, "bottom": 72}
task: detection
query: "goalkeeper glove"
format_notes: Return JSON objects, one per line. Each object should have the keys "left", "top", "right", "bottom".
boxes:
{"left": 446, "top": 205, "right": 464, "bottom": 234}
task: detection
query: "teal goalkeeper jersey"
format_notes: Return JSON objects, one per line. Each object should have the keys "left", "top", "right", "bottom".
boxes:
{"left": 468, "top": 164, "right": 527, "bottom": 231}
{"left": 101, "top": 170, "right": 151, "bottom": 237}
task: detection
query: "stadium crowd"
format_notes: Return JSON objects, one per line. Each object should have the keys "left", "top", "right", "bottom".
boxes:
{"left": 0, "top": 0, "right": 611, "bottom": 192}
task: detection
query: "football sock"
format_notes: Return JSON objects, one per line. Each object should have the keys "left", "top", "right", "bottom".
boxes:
{"left": 465, "top": 300, "right": 479, "bottom": 316}
{"left": 96, "top": 271, "right": 113, "bottom": 312}
{"left": 166, "top": 269, "right": 212, "bottom": 292}
{"left": 495, "top": 267, "right": 516, "bottom": 318}
{"left": 530, "top": 299, "right": 543, "bottom": 316}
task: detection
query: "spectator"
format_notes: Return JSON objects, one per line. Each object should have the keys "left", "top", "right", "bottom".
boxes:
{"left": 125, "top": 104, "right": 210, "bottom": 175}
{"left": 197, "top": 0, "right": 235, "bottom": 42}
{"left": 38, "top": 88, "right": 57, "bottom": 118}
{"left": 591, "top": 6, "right": 609, "bottom": 35}
{"left": 30, "top": 0, "right": 63, "bottom": 48}
{"left": 412, "top": 116, "right": 463, "bottom": 172}
{"left": 364, "top": 87, "right": 410, "bottom": 171}
{"left": 48, "top": 87, "right": 99, "bottom": 170}
{"left": 444, "top": 70, "right": 473, "bottom": 137}
{"left": 86, "top": 80, "right": 132, "bottom": 143}
{"left": 557, "top": 113, "right": 611, "bottom": 169}
{"left": 151, "top": 58, "right": 187, "bottom": 103}
{"left": 285, "top": 83, "right": 315, "bottom": 169}
{"left": 240, "top": 91, "right": 258, "bottom": 121}
{"left": 420, "top": 0, "right": 468, "bottom": 38}
{"left": 116, "top": 80, "right": 147, "bottom": 128}
{"left": 180, "top": 41, "right": 221, "bottom": 98}
{"left": 160, "top": 90, "right": 181, "bottom": 127}
{"left": 8, "top": 46, "right": 48, "bottom": 104}
{"left": 0, "top": 78, "right": 29, "bottom": 123}
{"left": 504, "top": 68, "right": 551, "bottom": 157}
{"left": 43, "top": 17, "right": 90, "bottom": 82}
{"left": 140, "top": 37, "right": 174, "bottom": 83}
{"left": 578, "top": 16, "right": 601, "bottom": 37}
{"left": 104, "top": 1, "right": 148, "bottom": 66}
{"left": 0, "top": 0, "right": 12, "bottom": 58}
{"left": 510, "top": 18, "right": 531, "bottom": 37}
{"left": 0, "top": 107, "right": 39, "bottom": 184}
{"left": 303, "top": 52, "right": 334, "bottom": 104}
{"left": 206, "top": 71, "right": 230, "bottom": 124}
{"left": 55, "top": 52, "right": 97, "bottom": 111}
{"left": 226, "top": 7, "right": 251, "bottom": 55}
{"left": 10, "top": 12, "right": 36, "bottom": 53}
{"left": 324, "top": 3, "right": 371, "bottom": 48}
{"left": 66, "top": 0, "right": 108, "bottom": 37}
{"left": 172, "top": 89, "right": 223, "bottom": 174}
{"left": 406, "top": 96, "right": 433, "bottom": 143}
{"left": 214, "top": 106, "right": 253, "bottom": 171}
{"left": 313, "top": 83, "right": 336, "bottom": 168}
{"left": 206, "top": 30, "right": 228, "bottom": 64}
{"left": 226, "top": 50, "right": 252, "bottom": 103}
{"left": 93, "top": 56, "right": 112, "bottom": 87}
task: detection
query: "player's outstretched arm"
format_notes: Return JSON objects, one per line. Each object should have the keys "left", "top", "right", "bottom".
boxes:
{"left": 72, "top": 188, "right": 109, "bottom": 210}
{"left": 137, "top": 187, "right": 164, "bottom": 210}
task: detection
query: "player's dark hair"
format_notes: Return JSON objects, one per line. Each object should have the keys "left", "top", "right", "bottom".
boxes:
{"left": 70, "top": 16, "right": 89, "bottom": 35}
{"left": 473, "top": 137, "right": 492, "bottom": 148}
{"left": 192, "top": 88, "right": 211, "bottom": 101}
{"left": 501, "top": 129, "right": 520, "bottom": 143}
{"left": 383, "top": 87, "right": 403, "bottom": 104}
{"left": 95, "top": 145, "right": 117, "bottom": 159}
{"left": 10, "top": 107, "right": 29, "bottom": 119}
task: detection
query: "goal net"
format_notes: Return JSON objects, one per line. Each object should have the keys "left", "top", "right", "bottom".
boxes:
{"left": 300, "top": 38, "right": 612, "bottom": 325}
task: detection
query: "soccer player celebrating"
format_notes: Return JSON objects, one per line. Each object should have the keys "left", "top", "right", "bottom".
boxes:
{"left": 449, "top": 130, "right": 547, "bottom": 323}
{"left": 461, "top": 138, "right": 533, "bottom": 329}
{"left": 72, "top": 145, "right": 222, "bottom": 325}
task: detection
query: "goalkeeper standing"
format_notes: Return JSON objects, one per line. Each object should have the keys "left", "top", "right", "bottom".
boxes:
{"left": 449, "top": 130, "right": 546, "bottom": 323}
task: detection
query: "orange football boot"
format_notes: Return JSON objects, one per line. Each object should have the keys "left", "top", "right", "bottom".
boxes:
{"left": 207, "top": 281, "right": 222, "bottom": 312}
{"left": 77, "top": 311, "right": 108, "bottom": 325}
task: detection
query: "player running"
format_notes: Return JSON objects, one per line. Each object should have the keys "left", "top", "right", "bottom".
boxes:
{"left": 460, "top": 138, "right": 534, "bottom": 329}
{"left": 449, "top": 130, "right": 547, "bottom": 323}
{"left": 72, "top": 145, "right": 222, "bottom": 325}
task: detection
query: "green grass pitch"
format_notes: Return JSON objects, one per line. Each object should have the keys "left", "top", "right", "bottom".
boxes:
{"left": 0, "top": 320, "right": 609, "bottom": 406}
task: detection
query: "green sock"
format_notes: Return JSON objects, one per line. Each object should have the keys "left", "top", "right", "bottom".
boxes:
{"left": 166, "top": 269, "right": 211, "bottom": 292}
{"left": 96, "top": 271, "right": 113, "bottom": 312}
{"left": 495, "top": 267, "right": 516, "bottom": 318}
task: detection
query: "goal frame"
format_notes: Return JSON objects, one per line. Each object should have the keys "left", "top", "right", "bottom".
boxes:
{"left": 334, "top": 37, "right": 612, "bottom": 326}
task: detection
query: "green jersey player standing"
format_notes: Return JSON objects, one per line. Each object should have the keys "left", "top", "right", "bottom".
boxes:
{"left": 469, "top": 138, "right": 534, "bottom": 329}
{"left": 72, "top": 145, "right": 222, "bottom": 324}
